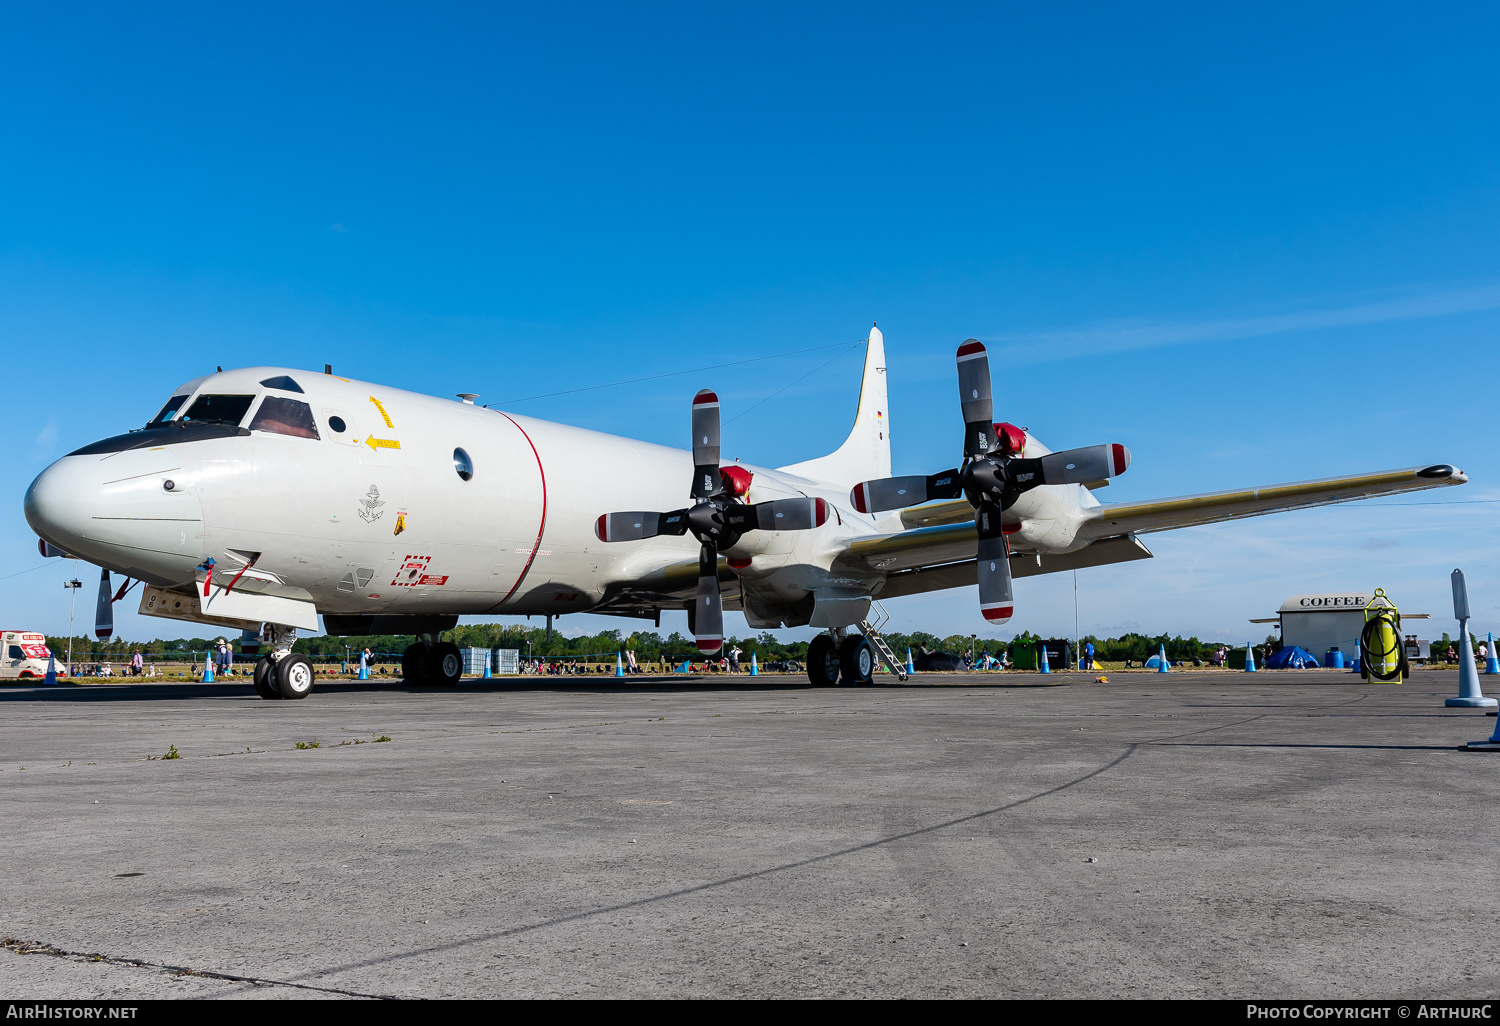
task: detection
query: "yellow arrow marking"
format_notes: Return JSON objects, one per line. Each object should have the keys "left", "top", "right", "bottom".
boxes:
{"left": 368, "top": 396, "right": 394, "bottom": 428}
{"left": 366, "top": 435, "right": 401, "bottom": 451}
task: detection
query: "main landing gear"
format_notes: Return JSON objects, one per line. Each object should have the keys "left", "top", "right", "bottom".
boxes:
{"left": 253, "top": 624, "right": 315, "bottom": 700}
{"left": 401, "top": 636, "right": 463, "bottom": 687}
{"left": 806, "top": 630, "right": 877, "bottom": 687}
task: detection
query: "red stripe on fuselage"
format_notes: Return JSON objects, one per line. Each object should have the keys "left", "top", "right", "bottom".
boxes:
{"left": 484, "top": 412, "right": 548, "bottom": 612}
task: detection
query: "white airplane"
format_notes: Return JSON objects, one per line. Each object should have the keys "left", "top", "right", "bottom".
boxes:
{"left": 24, "top": 328, "right": 1466, "bottom": 699}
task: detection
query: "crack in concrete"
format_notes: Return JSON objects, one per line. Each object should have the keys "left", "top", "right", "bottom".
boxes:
{"left": 1, "top": 938, "right": 394, "bottom": 999}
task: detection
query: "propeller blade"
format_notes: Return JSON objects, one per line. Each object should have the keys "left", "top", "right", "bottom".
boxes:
{"left": 694, "top": 541, "right": 724, "bottom": 653}
{"left": 596, "top": 512, "right": 662, "bottom": 542}
{"left": 851, "top": 471, "right": 962, "bottom": 513}
{"left": 956, "top": 339, "right": 998, "bottom": 457}
{"left": 690, "top": 389, "right": 723, "bottom": 499}
{"left": 975, "top": 502, "right": 1014, "bottom": 624}
{"left": 597, "top": 510, "right": 691, "bottom": 540}
{"left": 1036, "top": 443, "right": 1131, "bottom": 485}
{"left": 750, "top": 497, "right": 828, "bottom": 531}
{"left": 94, "top": 567, "right": 114, "bottom": 640}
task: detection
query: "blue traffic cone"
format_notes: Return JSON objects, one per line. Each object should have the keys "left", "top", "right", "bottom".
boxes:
{"left": 483, "top": 657, "right": 492, "bottom": 679}
{"left": 1245, "top": 643, "right": 1258, "bottom": 673}
{"left": 615, "top": 651, "right": 625, "bottom": 677}
{"left": 202, "top": 651, "right": 214, "bottom": 683}
{"left": 1038, "top": 644, "right": 1050, "bottom": 674}
{"left": 357, "top": 654, "right": 369, "bottom": 680}
{"left": 1156, "top": 642, "right": 1170, "bottom": 673}
{"left": 1486, "top": 633, "right": 1499, "bottom": 675}
{"left": 750, "top": 651, "right": 759, "bottom": 675}
{"left": 906, "top": 647, "right": 917, "bottom": 675}
{"left": 44, "top": 653, "right": 57, "bottom": 686}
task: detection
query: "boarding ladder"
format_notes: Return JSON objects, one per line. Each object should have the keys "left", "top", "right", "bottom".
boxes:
{"left": 858, "top": 602, "right": 909, "bottom": 682}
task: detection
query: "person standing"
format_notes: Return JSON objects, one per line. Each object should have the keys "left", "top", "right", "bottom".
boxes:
{"left": 728, "top": 644, "right": 742, "bottom": 673}
{"left": 1083, "top": 641, "right": 1095, "bottom": 671}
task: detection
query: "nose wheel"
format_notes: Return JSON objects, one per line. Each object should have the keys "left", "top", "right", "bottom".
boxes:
{"left": 252, "top": 654, "right": 315, "bottom": 700}
{"left": 252, "top": 657, "right": 279, "bottom": 700}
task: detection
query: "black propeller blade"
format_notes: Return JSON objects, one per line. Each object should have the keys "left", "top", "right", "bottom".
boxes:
{"left": 690, "top": 390, "right": 723, "bottom": 500}
{"left": 975, "top": 501, "right": 1014, "bottom": 624}
{"left": 94, "top": 567, "right": 113, "bottom": 640}
{"left": 694, "top": 541, "right": 723, "bottom": 653}
{"left": 848, "top": 338, "right": 1133, "bottom": 626}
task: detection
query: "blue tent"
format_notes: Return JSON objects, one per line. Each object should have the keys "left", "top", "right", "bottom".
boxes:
{"left": 1264, "top": 645, "right": 1321, "bottom": 669}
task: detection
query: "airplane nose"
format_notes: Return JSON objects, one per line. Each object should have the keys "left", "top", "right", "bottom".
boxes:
{"left": 25, "top": 456, "right": 96, "bottom": 555}
{"left": 25, "top": 452, "right": 205, "bottom": 578}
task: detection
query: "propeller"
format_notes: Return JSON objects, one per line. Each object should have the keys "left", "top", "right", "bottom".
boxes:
{"left": 94, "top": 567, "right": 113, "bottom": 640}
{"left": 596, "top": 388, "right": 830, "bottom": 653}
{"left": 850, "top": 339, "right": 1131, "bottom": 625}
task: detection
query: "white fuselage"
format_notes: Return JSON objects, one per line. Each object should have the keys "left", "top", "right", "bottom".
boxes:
{"left": 25, "top": 367, "right": 1096, "bottom": 626}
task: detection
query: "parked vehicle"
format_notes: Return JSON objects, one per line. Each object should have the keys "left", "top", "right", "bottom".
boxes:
{"left": 2, "top": 631, "right": 63, "bottom": 679}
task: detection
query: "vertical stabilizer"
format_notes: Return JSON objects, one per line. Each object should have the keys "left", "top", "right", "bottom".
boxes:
{"left": 777, "top": 326, "right": 891, "bottom": 487}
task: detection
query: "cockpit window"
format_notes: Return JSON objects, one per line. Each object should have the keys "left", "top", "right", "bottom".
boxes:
{"left": 181, "top": 394, "right": 256, "bottom": 427}
{"left": 249, "top": 396, "right": 320, "bottom": 439}
{"left": 259, "top": 375, "right": 304, "bottom": 393}
{"left": 148, "top": 394, "right": 190, "bottom": 426}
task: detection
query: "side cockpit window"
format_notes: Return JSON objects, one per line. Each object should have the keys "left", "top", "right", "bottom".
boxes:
{"left": 148, "top": 394, "right": 189, "bottom": 426}
{"left": 181, "top": 394, "right": 256, "bottom": 427}
{"left": 148, "top": 393, "right": 190, "bottom": 426}
{"left": 249, "top": 396, "right": 320, "bottom": 439}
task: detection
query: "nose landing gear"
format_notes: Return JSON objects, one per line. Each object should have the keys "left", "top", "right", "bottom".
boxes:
{"left": 251, "top": 623, "right": 314, "bottom": 700}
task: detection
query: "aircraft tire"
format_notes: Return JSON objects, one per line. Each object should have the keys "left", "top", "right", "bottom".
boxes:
{"left": 274, "top": 654, "right": 315, "bottom": 700}
{"left": 425, "top": 642, "right": 463, "bottom": 687}
{"left": 839, "top": 636, "right": 876, "bottom": 686}
{"left": 806, "top": 635, "right": 840, "bottom": 687}
{"left": 252, "top": 657, "right": 281, "bottom": 700}
{"left": 402, "top": 643, "right": 430, "bottom": 686}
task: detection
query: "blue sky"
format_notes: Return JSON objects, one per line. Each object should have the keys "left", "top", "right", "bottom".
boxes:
{"left": 3, "top": 2, "right": 1498, "bottom": 646}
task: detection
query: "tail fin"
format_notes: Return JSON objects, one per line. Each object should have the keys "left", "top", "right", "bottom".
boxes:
{"left": 777, "top": 326, "right": 891, "bottom": 487}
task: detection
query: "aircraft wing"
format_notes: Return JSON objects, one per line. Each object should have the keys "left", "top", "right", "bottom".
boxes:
{"left": 592, "top": 463, "right": 1466, "bottom": 616}
{"left": 1075, "top": 463, "right": 1466, "bottom": 540}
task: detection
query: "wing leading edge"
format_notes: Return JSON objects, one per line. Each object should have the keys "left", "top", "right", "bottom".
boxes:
{"left": 1077, "top": 463, "right": 1466, "bottom": 540}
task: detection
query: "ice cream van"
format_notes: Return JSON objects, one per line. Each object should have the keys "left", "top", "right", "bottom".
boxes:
{"left": 2, "top": 631, "right": 63, "bottom": 679}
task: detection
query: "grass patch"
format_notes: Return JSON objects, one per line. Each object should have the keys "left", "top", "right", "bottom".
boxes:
{"left": 293, "top": 740, "right": 321, "bottom": 750}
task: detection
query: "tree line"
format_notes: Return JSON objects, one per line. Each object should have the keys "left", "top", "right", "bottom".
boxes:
{"left": 45, "top": 625, "right": 1311, "bottom": 666}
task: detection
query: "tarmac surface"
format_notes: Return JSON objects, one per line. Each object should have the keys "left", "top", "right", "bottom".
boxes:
{"left": 2, "top": 669, "right": 1498, "bottom": 1000}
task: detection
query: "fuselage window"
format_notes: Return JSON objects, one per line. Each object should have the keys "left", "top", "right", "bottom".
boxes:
{"left": 249, "top": 396, "right": 321, "bottom": 439}
{"left": 148, "top": 394, "right": 189, "bottom": 426}
{"left": 328, "top": 416, "right": 347, "bottom": 433}
{"left": 258, "top": 375, "right": 304, "bottom": 393}
{"left": 181, "top": 394, "right": 256, "bottom": 427}
{"left": 454, "top": 448, "right": 473, "bottom": 481}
